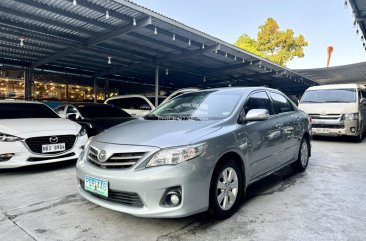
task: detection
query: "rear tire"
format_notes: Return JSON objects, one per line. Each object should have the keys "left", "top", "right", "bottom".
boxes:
{"left": 291, "top": 138, "right": 310, "bottom": 172}
{"left": 208, "top": 160, "right": 243, "bottom": 219}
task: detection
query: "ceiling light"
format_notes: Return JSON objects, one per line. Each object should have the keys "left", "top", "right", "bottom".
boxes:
{"left": 172, "top": 32, "right": 176, "bottom": 41}
{"left": 188, "top": 38, "right": 191, "bottom": 46}
{"left": 154, "top": 26, "right": 158, "bottom": 35}
{"left": 133, "top": 17, "right": 137, "bottom": 26}
{"left": 73, "top": 0, "right": 77, "bottom": 6}
{"left": 19, "top": 35, "right": 25, "bottom": 47}
{"left": 165, "top": 68, "right": 169, "bottom": 75}
{"left": 107, "top": 56, "right": 112, "bottom": 64}
{"left": 106, "top": 9, "right": 110, "bottom": 19}
{"left": 203, "top": 76, "right": 206, "bottom": 83}
{"left": 234, "top": 56, "right": 237, "bottom": 60}
{"left": 202, "top": 43, "right": 205, "bottom": 49}
{"left": 225, "top": 52, "right": 228, "bottom": 58}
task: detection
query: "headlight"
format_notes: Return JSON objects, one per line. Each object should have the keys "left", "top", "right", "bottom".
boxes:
{"left": 0, "top": 133, "right": 22, "bottom": 142}
{"left": 78, "top": 127, "right": 87, "bottom": 137}
{"left": 146, "top": 143, "right": 206, "bottom": 168}
{"left": 344, "top": 113, "right": 359, "bottom": 120}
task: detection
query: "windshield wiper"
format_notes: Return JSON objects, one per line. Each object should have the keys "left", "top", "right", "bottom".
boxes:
{"left": 144, "top": 114, "right": 160, "bottom": 120}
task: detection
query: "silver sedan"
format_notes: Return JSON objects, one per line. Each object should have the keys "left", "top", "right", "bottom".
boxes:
{"left": 76, "top": 87, "right": 311, "bottom": 219}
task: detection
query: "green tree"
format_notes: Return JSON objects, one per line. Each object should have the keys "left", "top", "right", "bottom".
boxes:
{"left": 234, "top": 18, "right": 308, "bottom": 66}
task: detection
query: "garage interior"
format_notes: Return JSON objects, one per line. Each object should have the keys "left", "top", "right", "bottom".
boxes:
{"left": 0, "top": 0, "right": 319, "bottom": 105}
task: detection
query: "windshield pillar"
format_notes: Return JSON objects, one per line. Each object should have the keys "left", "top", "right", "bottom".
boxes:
{"left": 155, "top": 63, "right": 159, "bottom": 108}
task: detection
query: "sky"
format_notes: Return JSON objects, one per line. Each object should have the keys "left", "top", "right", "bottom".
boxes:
{"left": 130, "top": 0, "right": 366, "bottom": 70}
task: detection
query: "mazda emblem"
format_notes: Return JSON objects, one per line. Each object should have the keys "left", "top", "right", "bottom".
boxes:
{"left": 49, "top": 136, "right": 58, "bottom": 143}
{"left": 98, "top": 150, "right": 108, "bottom": 162}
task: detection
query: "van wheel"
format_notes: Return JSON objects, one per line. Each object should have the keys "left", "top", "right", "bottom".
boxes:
{"left": 353, "top": 122, "right": 364, "bottom": 143}
{"left": 209, "top": 160, "right": 242, "bottom": 219}
{"left": 291, "top": 138, "right": 309, "bottom": 172}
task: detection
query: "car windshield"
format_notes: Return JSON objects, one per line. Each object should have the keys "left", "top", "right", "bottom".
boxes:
{"left": 145, "top": 90, "right": 242, "bottom": 120}
{"left": 0, "top": 103, "right": 60, "bottom": 119}
{"left": 300, "top": 89, "right": 356, "bottom": 103}
{"left": 77, "top": 105, "right": 131, "bottom": 118}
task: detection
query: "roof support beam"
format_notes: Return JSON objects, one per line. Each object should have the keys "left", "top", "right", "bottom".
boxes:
{"left": 162, "top": 44, "right": 221, "bottom": 62}
{"left": 205, "top": 60, "right": 261, "bottom": 75}
{"left": 32, "top": 17, "right": 152, "bottom": 68}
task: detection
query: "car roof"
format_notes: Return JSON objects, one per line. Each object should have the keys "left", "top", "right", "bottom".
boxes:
{"left": 0, "top": 100, "right": 44, "bottom": 104}
{"left": 306, "top": 84, "right": 365, "bottom": 91}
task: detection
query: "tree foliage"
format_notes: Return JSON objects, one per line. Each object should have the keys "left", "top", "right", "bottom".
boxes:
{"left": 234, "top": 18, "right": 308, "bottom": 66}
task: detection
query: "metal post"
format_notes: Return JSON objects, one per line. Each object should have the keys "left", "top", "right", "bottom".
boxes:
{"left": 104, "top": 80, "right": 109, "bottom": 100}
{"left": 93, "top": 76, "right": 97, "bottom": 103}
{"left": 24, "top": 67, "right": 32, "bottom": 100}
{"left": 65, "top": 81, "right": 69, "bottom": 102}
{"left": 155, "top": 64, "right": 159, "bottom": 107}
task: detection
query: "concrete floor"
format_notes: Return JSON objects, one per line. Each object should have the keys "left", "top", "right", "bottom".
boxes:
{"left": 1, "top": 137, "right": 365, "bottom": 241}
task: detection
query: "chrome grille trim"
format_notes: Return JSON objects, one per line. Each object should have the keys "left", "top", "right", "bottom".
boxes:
{"left": 87, "top": 146, "right": 146, "bottom": 169}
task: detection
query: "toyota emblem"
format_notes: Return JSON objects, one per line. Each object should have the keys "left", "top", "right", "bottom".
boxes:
{"left": 98, "top": 150, "right": 108, "bottom": 162}
{"left": 49, "top": 136, "right": 58, "bottom": 143}
{"left": 321, "top": 111, "right": 326, "bottom": 115}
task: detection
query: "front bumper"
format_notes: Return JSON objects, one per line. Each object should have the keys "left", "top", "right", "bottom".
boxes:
{"left": 76, "top": 147, "right": 211, "bottom": 218}
{"left": 312, "top": 119, "right": 360, "bottom": 136}
{"left": 0, "top": 135, "right": 87, "bottom": 169}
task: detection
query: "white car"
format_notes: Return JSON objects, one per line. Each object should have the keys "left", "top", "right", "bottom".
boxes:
{"left": 0, "top": 101, "right": 88, "bottom": 169}
{"left": 105, "top": 88, "right": 199, "bottom": 117}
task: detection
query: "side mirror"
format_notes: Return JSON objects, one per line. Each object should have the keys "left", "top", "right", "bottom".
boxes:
{"left": 245, "top": 109, "right": 270, "bottom": 122}
{"left": 360, "top": 98, "right": 366, "bottom": 104}
{"left": 67, "top": 113, "right": 80, "bottom": 121}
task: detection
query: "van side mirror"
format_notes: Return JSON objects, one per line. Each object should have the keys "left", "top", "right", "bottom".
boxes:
{"left": 360, "top": 98, "right": 366, "bottom": 104}
{"left": 245, "top": 109, "right": 270, "bottom": 122}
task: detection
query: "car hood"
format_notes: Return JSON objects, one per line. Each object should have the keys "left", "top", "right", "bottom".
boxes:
{"left": 298, "top": 103, "right": 358, "bottom": 114}
{"left": 0, "top": 118, "right": 80, "bottom": 137}
{"left": 94, "top": 119, "right": 223, "bottom": 148}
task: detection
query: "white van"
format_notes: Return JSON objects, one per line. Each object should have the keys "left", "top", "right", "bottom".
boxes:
{"left": 298, "top": 84, "right": 366, "bottom": 141}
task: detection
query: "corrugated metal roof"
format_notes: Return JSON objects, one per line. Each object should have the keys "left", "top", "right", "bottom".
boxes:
{"left": 0, "top": 0, "right": 317, "bottom": 94}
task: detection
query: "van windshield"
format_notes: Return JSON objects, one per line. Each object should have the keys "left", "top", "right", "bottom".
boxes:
{"left": 300, "top": 89, "right": 356, "bottom": 103}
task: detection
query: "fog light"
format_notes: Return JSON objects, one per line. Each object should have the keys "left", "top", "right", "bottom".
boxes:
{"left": 0, "top": 153, "right": 14, "bottom": 162}
{"left": 169, "top": 192, "right": 181, "bottom": 206}
{"left": 161, "top": 187, "right": 182, "bottom": 207}
{"left": 350, "top": 127, "right": 356, "bottom": 133}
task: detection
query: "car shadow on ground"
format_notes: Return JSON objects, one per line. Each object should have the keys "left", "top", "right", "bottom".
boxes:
{"left": 0, "top": 159, "right": 77, "bottom": 175}
{"left": 313, "top": 135, "right": 364, "bottom": 143}
{"left": 161, "top": 165, "right": 304, "bottom": 235}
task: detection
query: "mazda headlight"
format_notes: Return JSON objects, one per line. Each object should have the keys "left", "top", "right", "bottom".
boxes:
{"left": 0, "top": 133, "right": 22, "bottom": 142}
{"left": 344, "top": 113, "right": 359, "bottom": 120}
{"left": 146, "top": 143, "right": 206, "bottom": 168}
{"left": 78, "top": 127, "right": 87, "bottom": 137}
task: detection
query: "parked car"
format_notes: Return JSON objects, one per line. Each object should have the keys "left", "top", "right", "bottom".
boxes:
{"left": 54, "top": 103, "right": 134, "bottom": 136}
{"left": 0, "top": 101, "right": 88, "bottom": 169}
{"left": 298, "top": 84, "right": 366, "bottom": 142}
{"left": 77, "top": 87, "right": 311, "bottom": 219}
{"left": 105, "top": 88, "right": 199, "bottom": 117}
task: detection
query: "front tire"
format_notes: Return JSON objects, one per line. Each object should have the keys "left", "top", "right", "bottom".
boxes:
{"left": 209, "top": 160, "right": 243, "bottom": 219}
{"left": 292, "top": 138, "right": 310, "bottom": 172}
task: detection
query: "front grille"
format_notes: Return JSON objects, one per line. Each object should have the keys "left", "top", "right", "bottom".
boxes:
{"left": 27, "top": 152, "right": 76, "bottom": 162}
{"left": 87, "top": 146, "right": 146, "bottom": 169}
{"left": 309, "top": 114, "right": 342, "bottom": 120}
{"left": 25, "top": 135, "right": 76, "bottom": 154}
{"left": 80, "top": 179, "right": 144, "bottom": 207}
{"left": 312, "top": 124, "right": 345, "bottom": 129}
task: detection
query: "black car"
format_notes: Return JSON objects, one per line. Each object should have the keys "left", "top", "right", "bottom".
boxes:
{"left": 54, "top": 103, "right": 134, "bottom": 136}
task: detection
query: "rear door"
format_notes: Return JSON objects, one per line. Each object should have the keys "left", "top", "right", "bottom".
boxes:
{"left": 241, "top": 91, "right": 284, "bottom": 179}
{"left": 268, "top": 91, "right": 300, "bottom": 163}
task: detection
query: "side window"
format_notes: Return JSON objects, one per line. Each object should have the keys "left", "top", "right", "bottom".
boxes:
{"left": 269, "top": 92, "right": 294, "bottom": 114}
{"left": 107, "top": 98, "right": 151, "bottom": 110}
{"left": 361, "top": 90, "right": 366, "bottom": 99}
{"left": 244, "top": 92, "right": 274, "bottom": 115}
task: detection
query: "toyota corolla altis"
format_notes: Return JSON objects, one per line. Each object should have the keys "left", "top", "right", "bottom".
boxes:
{"left": 76, "top": 87, "right": 311, "bottom": 219}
